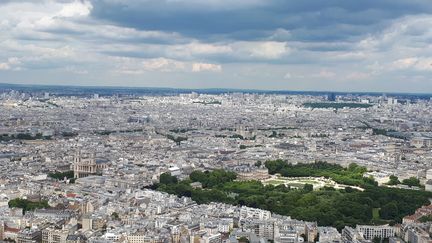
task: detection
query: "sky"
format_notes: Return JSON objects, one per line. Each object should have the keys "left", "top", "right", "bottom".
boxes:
{"left": 1, "top": 0, "right": 432, "bottom": 92}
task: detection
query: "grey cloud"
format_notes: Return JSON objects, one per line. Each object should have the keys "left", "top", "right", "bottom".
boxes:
{"left": 90, "top": 0, "right": 432, "bottom": 42}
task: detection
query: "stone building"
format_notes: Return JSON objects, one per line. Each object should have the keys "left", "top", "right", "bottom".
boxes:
{"left": 72, "top": 150, "right": 110, "bottom": 179}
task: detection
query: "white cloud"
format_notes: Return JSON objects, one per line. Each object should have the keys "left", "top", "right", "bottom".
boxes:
{"left": 58, "top": 0, "right": 93, "bottom": 18}
{"left": 150, "top": 41, "right": 290, "bottom": 61}
{"left": 330, "top": 51, "right": 366, "bottom": 61}
{"left": 65, "top": 66, "right": 88, "bottom": 74}
{"left": 7, "top": 57, "right": 21, "bottom": 65}
{"left": 115, "top": 57, "right": 186, "bottom": 74}
{"left": 391, "top": 57, "right": 432, "bottom": 71}
{"left": 0, "top": 0, "right": 432, "bottom": 91}
{"left": 192, "top": 63, "right": 222, "bottom": 72}
{"left": 357, "top": 15, "right": 432, "bottom": 54}
{"left": 162, "top": 42, "right": 232, "bottom": 60}
{"left": 317, "top": 69, "right": 336, "bottom": 79}
{"left": 280, "top": 69, "right": 335, "bottom": 80}
{"left": 114, "top": 57, "right": 221, "bottom": 74}
{"left": 283, "top": 72, "right": 292, "bottom": 79}
{"left": 162, "top": 0, "right": 267, "bottom": 10}
{"left": 0, "top": 1, "right": 293, "bottom": 76}
{"left": 234, "top": 41, "right": 290, "bottom": 59}
{"left": 0, "top": 57, "right": 22, "bottom": 71}
{"left": 182, "top": 42, "right": 232, "bottom": 55}
{"left": 270, "top": 28, "right": 291, "bottom": 41}
{"left": 346, "top": 72, "right": 370, "bottom": 80}
{"left": 112, "top": 57, "right": 222, "bottom": 74}
{"left": 142, "top": 58, "right": 186, "bottom": 72}
{"left": 0, "top": 63, "right": 10, "bottom": 70}
{"left": 391, "top": 58, "right": 418, "bottom": 69}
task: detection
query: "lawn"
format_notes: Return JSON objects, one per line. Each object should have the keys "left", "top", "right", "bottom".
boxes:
{"left": 372, "top": 208, "right": 380, "bottom": 220}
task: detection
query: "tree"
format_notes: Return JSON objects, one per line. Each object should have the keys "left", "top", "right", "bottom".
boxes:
{"left": 166, "top": 134, "right": 187, "bottom": 145}
{"left": 159, "top": 172, "right": 178, "bottom": 185}
{"left": 419, "top": 215, "right": 432, "bottom": 222}
{"left": 189, "top": 169, "right": 236, "bottom": 188}
{"left": 155, "top": 166, "right": 432, "bottom": 230}
{"left": 303, "top": 184, "right": 314, "bottom": 192}
{"left": 254, "top": 161, "right": 262, "bottom": 167}
{"left": 238, "top": 236, "right": 250, "bottom": 243}
{"left": 48, "top": 171, "right": 74, "bottom": 180}
{"left": 8, "top": 198, "right": 49, "bottom": 212}
{"left": 265, "top": 160, "right": 286, "bottom": 174}
{"left": 402, "top": 177, "right": 420, "bottom": 187}
{"left": 269, "top": 131, "right": 277, "bottom": 138}
{"left": 230, "top": 134, "right": 244, "bottom": 139}
{"left": 111, "top": 212, "right": 119, "bottom": 220}
{"left": 190, "top": 171, "right": 207, "bottom": 183}
{"left": 387, "top": 175, "right": 400, "bottom": 185}
{"left": 345, "top": 186, "right": 354, "bottom": 193}
{"left": 372, "top": 237, "right": 380, "bottom": 243}
{"left": 380, "top": 202, "right": 398, "bottom": 220}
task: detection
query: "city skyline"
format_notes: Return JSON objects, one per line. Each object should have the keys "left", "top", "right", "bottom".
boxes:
{"left": 1, "top": 1, "right": 432, "bottom": 92}
{"left": 3, "top": 2, "right": 432, "bottom": 241}
{"left": 1, "top": 88, "right": 432, "bottom": 242}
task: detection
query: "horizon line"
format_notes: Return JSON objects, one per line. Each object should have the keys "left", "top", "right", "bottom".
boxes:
{"left": 0, "top": 82, "right": 431, "bottom": 96}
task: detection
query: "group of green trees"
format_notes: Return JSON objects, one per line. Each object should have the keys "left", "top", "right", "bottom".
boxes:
{"left": 8, "top": 198, "right": 49, "bottom": 212}
{"left": 154, "top": 162, "right": 432, "bottom": 230}
{"left": 61, "top": 131, "right": 78, "bottom": 137}
{"left": 372, "top": 237, "right": 389, "bottom": 243}
{"left": 265, "top": 160, "right": 376, "bottom": 187}
{"left": 0, "top": 133, "right": 51, "bottom": 141}
{"left": 371, "top": 129, "right": 406, "bottom": 139}
{"left": 169, "top": 128, "right": 196, "bottom": 133}
{"left": 401, "top": 177, "right": 421, "bottom": 187}
{"left": 269, "top": 131, "right": 283, "bottom": 138}
{"left": 230, "top": 134, "right": 244, "bottom": 139}
{"left": 387, "top": 175, "right": 421, "bottom": 187}
{"left": 48, "top": 171, "right": 76, "bottom": 183}
{"left": 419, "top": 215, "right": 432, "bottom": 222}
{"left": 239, "top": 145, "right": 263, "bottom": 150}
{"left": 189, "top": 170, "right": 237, "bottom": 187}
{"left": 154, "top": 130, "right": 188, "bottom": 145}
{"left": 258, "top": 127, "right": 296, "bottom": 131}
{"left": 111, "top": 212, "right": 120, "bottom": 220}
{"left": 48, "top": 171, "right": 74, "bottom": 180}
{"left": 229, "top": 134, "right": 256, "bottom": 140}
{"left": 311, "top": 134, "right": 329, "bottom": 138}
{"left": 372, "top": 128, "right": 390, "bottom": 136}
{"left": 387, "top": 175, "right": 400, "bottom": 185}
{"left": 193, "top": 100, "right": 222, "bottom": 105}
{"left": 166, "top": 134, "right": 188, "bottom": 145}
{"left": 159, "top": 172, "right": 178, "bottom": 185}
{"left": 303, "top": 102, "right": 372, "bottom": 109}
{"left": 95, "top": 128, "right": 144, "bottom": 136}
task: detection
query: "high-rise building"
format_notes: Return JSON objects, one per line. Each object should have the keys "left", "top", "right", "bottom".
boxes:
{"left": 328, "top": 93, "right": 336, "bottom": 102}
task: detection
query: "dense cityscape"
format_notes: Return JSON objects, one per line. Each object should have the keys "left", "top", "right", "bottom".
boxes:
{"left": 3, "top": 0, "right": 432, "bottom": 242}
{"left": 1, "top": 87, "right": 432, "bottom": 243}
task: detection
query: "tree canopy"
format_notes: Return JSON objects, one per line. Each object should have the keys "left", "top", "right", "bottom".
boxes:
{"left": 264, "top": 160, "right": 375, "bottom": 187}
{"left": 387, "top": 175, "right": 400, "bottom": 185}
{"left": 155, "top": 164, "right": 432, "bottom": 230}
{"left": 159, "top": 172, "right": 178, "bottom": 185}
{"left": 402, "top": 177, "right": 420, "bottom": 187}
{"left": 8, "top": 198, "right": 49, "bottom": 212}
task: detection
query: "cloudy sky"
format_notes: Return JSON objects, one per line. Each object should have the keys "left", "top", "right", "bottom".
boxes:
{"left": 1, "top": 0, "right": 432, "bottom": 92}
